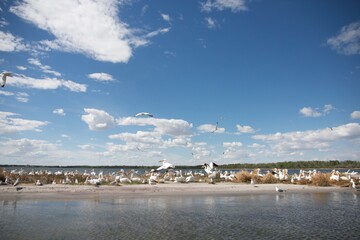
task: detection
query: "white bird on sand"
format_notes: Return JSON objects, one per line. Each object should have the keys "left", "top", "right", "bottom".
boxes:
{"left": 135, "top": 112, "right": 154, "bottom": 117}
{"left": 202, "top": 162, "right": 219, "bottom": 184}
{"left": 275, "top": 185, "right": 285, "bottom": 192}
{"left": 350, "top": 179, "right": 359, "bottom": 191}
{"left": 35, "top": 180, "right": 43, "bottom": 186}
{"left": 157, "top": 159, "right": 175, "bottom": 171}
{"left": 1, "top": 72, "right": 12, "bottom": 87}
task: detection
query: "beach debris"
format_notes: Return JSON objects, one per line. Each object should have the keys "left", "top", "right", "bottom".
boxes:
{"left": 1, "top": 72, "right": 12, "bottom": 87}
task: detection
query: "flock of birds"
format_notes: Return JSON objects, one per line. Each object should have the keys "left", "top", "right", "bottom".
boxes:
{"left": 1, "top": 71, "right": 359, "bottom": 193}
{"left": 1, "top": 161, "right": 360, "bottom": 193}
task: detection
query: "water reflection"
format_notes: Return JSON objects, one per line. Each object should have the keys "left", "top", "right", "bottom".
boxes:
{"left": 0, "top": 192, "right": 359, "bottom": 239}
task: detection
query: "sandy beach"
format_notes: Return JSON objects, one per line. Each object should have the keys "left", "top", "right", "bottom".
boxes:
{"left": 0, "top": 183, "right": 352, "bottom": 200}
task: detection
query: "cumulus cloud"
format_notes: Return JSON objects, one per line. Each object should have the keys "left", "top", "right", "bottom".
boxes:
{"left": 53, "top": 108, "right": 65, "bottom": 116}
{"left": 10, "top": 0, "right": 134, "bottom": 63}
{"left": 118, "top": 117, "right": 193, "bottom": 137}
{"left": 109, "top": 131, "right": 162, "bottom": 145}
{"left": 236, "top": 124, "right": 255, "bottom": 134}
{"left": 81, "top": 108, "right": 116, "bottom": 131}
{"left": 8, "top": 74, "right": 87, "bottom": 92}
{"left": 200, "top": 0, "right": 248, "bottom": 12}
{"left": 327, "top": 21, "right": 360, "bottom": 55}
{"left": 253, "top": 123, "right": 360, "bottom": 154}
{"left": 351, "top": 111, "right": 360, "bottom": 119}
{"left": 0, "top": 111, "right": 48, "bottom": 134}
{"left": 87, "top": 72, "right": 114, "bottom": 82}
{"left": 299, "top": 104, "right": 334, "bottom": 117}
{"left": 28, "top": 58, "right": 61, "bottom": 77}
{"left": 0, "top": 138, "right": 59, "bottom": 158}
{"left": 0, "top": 30, "right": 27, "bottom": 52}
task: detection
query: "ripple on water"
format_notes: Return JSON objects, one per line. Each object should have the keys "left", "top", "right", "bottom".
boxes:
{"left": 0, "top": 192, "right": 359, "bottom": 239}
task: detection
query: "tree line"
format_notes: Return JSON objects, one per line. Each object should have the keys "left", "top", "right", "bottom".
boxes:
{"left": 1, "top": 160, "right": 359, "bottom": 170}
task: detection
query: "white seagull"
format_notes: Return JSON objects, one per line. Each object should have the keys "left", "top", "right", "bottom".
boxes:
{"left": 135, "top": 112, "right": 154, "bottom": 117}
{"left": 1, "top": 72, "right": 12, "bottom": 87}
{"left": 157, "top": 159, "right": 175, "bottom": 171}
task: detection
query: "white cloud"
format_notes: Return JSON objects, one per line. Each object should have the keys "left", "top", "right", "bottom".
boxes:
{"left": 200, "top": 0, "right": 248, "bottom": 13}
{"left": 0, "top": 111, "right": 48, "bottom": 134}
{"left": 253, "top": 123, "right": 360, "bottom": 154}
{"left": 0, "top": 30, "right": 27, "bottom": 52}
{"left": 236, "top": 124, "right": 255, "bottom": 134}
{"left": 0, "top": 90, "right": 13, "bottom": 97}
{"left": 327, "top": 21, "right": 360, "bottom": 55}
{"left": 0, "top": 90, "right": 29, "bottom": 102}
{"left": 205, "top": 17, "right": 218, "bottom": 29}
{"left": 299, "top": 107, "right": 322, "bottom": 117}
{"left": 8, "top": 74, "right": 87, "bottom": 92}
{"left": 81, "top": 108, "right": 116, "bottom": 131}
{"left": 146, "top": 27, "right": 171, "bottom": 38}
{"left": 118, "top": 117, "right": 193, "bottom": 137}
{"left": 53, "top": 108, "right": 65, "bottom": 116}
{"left": 161, "top": 13, "right": 171, "bottom": 23}
{"left": 0, "top": 138, "right": 59, "bottom": 158}
{"left": 223, "top": 141, "right": 243, "bottom": 148}
{"left": 0, "top": 18, "right": 9, "bottom": 27}
{"left": 299, "top": 104, "right": 334, "bottom": 117}
{"left": 28, "top": 58, "right": 61, "bottom": 77}
{"left": 351, "top": 111, "right": 360, "bottom": 119}
{"left": 61, "top": 134, "right": 70, "bottom": 139}
{"left": 197, "top": 123, "right": 225, "bottom": 133}
{"left": 109, "top": 131, "right": 162, "bottom": 145}
{"left": 10, "top": 0, "right": 135, "bottom": 63}
{"left": 16, "top": 66, "right": 27, "bottom": 70}
{"left": 87, "top": 72, "right": 114, "bottom": 82}
{"left": 15, "top": 92, "right": 29, "bottom": 102}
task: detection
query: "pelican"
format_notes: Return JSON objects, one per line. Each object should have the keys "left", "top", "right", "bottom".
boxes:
{"left": 157, "top": 159, "right": 175, "bottom": 171}
{"left": 1, "top": 72, "right": 12, "bottom": 87}
{"left": 135, "top": 112, "right": 153, "bottom": 117}
{"left": 202, "top": 162, "right": 219, "bottom": 184}
{"left": 350, "top": 179, "right": 359, "bottom": 191}
{"left": 275, "top": 185, "right": 285, "bottom": 192}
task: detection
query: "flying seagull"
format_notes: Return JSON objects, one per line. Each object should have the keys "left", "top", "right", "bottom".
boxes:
{"left": 135, "top": 112, "right": 154, "bottom": 117}
{"left": 1, "top": 72, "right": 12, "bottom": 87}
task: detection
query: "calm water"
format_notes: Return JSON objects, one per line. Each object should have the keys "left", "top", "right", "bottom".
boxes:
{"left": 1, "top": 192, "right": 359, "bottom": 239}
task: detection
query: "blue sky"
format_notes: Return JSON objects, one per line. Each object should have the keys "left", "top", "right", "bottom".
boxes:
{"left": 1, "top": 0, "right": 360, "bottom": 166}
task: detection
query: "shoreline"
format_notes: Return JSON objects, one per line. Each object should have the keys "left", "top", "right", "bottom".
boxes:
{"left": 0, "top": 183, "right": 354, "bottom": 200}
